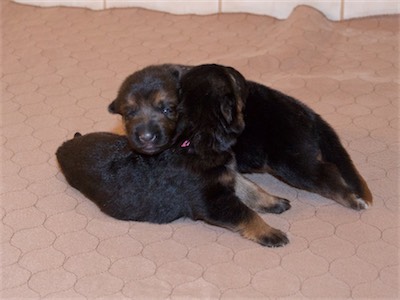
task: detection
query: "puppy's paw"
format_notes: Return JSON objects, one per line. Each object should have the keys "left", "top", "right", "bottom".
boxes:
{"left": 349, "top": 196, "right": 370, "bottom": 210}
{"left": 334, "top": 192, "right": 372, "bottom": 211}
{"left": 259, "top": 197, "right": 291, "bottom": 214}
{"left": 238, "top": 214, "right": 289, "bottom": 247}
{"left": 258, "top": 228, "right": 289, "bottom": 247}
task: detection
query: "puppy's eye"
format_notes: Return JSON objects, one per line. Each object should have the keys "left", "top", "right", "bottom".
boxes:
{"left": 159, "top": 103, "right": 176, "bottom": 116}
{"left": 162, "top": 107, "right": 174, "bottom": 115}
{"left": 124, "top": 108, "right": 137, "bottom": 119}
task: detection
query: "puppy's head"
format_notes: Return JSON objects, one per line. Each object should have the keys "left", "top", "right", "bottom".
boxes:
{"left": 178, "top": 64, "right": 248, "bottom": 154}
{"left": 108, "top": 64, "right": 190, "bottom": 155}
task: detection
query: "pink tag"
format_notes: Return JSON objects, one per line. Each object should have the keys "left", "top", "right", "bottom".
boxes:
{"left": 181, "top": 140, "right": 190, "bottom": 147}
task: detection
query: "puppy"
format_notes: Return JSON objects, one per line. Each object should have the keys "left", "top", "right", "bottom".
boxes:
{"left": 108, "top": 64, "right": 190, "bottom": 155}
{"left": 57, "top": 64, "right": 290, "bottom": 247}
{"left": 109, "top": 64, "right": 372, "bottom": 210}
{"left": 233, "top": 82, "right": 373, "bottom": 210}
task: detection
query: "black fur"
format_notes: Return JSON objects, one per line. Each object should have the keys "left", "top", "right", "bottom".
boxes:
{"left": 57, "top": 64, "right": 289, "bottom": 247}
{"left": 109, "top": 63, "right": 372, "bottom": 210}
{"left": 233, "top": 82, "right": 373, "bottom": 210}
{"left": 112, "top": 65, "right": 372, "bottom": 209}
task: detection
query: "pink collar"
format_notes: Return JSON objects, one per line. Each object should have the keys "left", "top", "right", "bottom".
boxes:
{"left": 181, "top": 140, "right": 190, "bottom": 148}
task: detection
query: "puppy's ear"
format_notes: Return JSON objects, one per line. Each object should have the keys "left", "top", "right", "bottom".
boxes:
{"left": 108, "top": 99, "right": 120, "bottom": 114}
{"left": 220, "top": 100, "right": 233, "bottom": 124}
{"left": 225, "top": 67, "right": 248, "bottom": 103}
{"left": 169, "top": 65, "right": 192, "bottom": 81}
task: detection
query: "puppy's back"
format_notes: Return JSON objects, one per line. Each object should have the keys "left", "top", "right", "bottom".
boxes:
{"left": 56, "top": 132, "right": 133, "bottom": 205}
{"left": 56, "top": 132, "right": 131, "bottom": 178}
{"left": 56, "top": 132, "right": 198, "bottom": 222}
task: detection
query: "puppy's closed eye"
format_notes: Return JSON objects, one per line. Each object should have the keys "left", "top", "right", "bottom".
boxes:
{"left": 124, "top": 108, "right": 138, "bottom": 119}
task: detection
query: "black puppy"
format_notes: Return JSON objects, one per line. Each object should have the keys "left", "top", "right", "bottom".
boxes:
{"left": 233, "top": 82, "right": 373, "bottom": 210}
{"left": 57, "top": 65, "right": 290, "bottom": 247}
{"left": 109, "top": 64, "right": 372, "bottom": 210}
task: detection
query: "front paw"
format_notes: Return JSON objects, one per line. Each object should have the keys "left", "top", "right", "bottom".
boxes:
{"left": 259, "top": 228, "right": 289, "bottom": 247}
{"left": 239, "top": 214, "right": 289, "bottom": 247}
{"left": 260, "top": 198, "right": 291, "bottom": 214}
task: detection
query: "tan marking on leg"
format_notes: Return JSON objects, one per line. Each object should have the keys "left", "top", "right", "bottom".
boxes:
{"left": 316, "top": 151, "right": 323, "bottom": 162}
{"left": 235, "top": 212, "right": 288, "bottom": 247}
{"left": 234, "top": 173, "right": 279, "bottom": 211}
{"left": 359, "top": 174, "right": 373, "bottom": 206}
{"left": 238, "top": 213, "right": 272, "bottom": 240}
{"left": 218, "top": 170, "right": 235, "bottom": 186}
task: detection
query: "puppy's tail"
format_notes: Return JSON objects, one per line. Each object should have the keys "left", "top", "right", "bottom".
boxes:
{"left": 317, "top": 117, "right": 373, "bottom": 206}
{"left": 74, "top": 132, "right": 82, "bottom": 138}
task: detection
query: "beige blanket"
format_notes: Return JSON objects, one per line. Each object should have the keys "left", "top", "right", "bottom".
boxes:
{"left": 1, "top": 1, "right": 398, "bottom": 298}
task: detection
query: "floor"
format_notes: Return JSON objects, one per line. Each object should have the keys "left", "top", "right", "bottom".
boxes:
{"left": 1, "top": 1, "right": 399, "bottom": 299}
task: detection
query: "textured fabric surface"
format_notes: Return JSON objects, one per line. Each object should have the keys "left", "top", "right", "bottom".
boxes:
{"left": 1, "top": 1, "right": 399, "bottom": 298}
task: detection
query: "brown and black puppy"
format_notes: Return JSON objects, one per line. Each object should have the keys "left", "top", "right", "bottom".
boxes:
{"left": 232, "top": 82, "right": 373, "bottom": 210}
{"left": 57, "top": 64, "right": 290, "bottom": 247}
{"left": 109, "top": 64, "right": 372, "bottom": 211}
{"left": 108, "top": 64, "right": 190, "bottom": 154}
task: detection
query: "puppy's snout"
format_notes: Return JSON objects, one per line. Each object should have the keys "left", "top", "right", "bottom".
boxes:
{"left": 138, "top": 131, "right": 156, "bottom": 143}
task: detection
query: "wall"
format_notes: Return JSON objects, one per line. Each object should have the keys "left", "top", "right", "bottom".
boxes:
{"left": 12, "top": 0, "right": 400, "bottom": 20}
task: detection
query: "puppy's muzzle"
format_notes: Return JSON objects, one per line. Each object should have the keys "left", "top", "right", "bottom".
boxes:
{"left": 137, "top": 130, "right": 156, "bottom": 143}
{"left": 127, "top": 122, "right": 169, "bottom": 155}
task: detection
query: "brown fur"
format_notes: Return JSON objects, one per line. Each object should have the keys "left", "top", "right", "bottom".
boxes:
{"left": 108, "top": 64, "right": 191, "bottom": 155}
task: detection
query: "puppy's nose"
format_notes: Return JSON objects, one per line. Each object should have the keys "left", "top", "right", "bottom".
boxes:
{"left": 138, "top": 131, "right": 156, "bottom": 143}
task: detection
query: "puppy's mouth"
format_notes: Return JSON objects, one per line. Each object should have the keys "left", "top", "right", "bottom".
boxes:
{"left": 126, "top": 124, "right": 176, "bottom": 155}
{"left": 138, "top": 145, "right": 163, "bottom": 155}
{"left": 129, "top": 139, "right": 169, "bottom": 155}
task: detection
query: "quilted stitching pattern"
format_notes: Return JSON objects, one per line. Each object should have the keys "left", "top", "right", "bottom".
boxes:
{"left": 1, "top": 1, "right": 398, "bottom": 298}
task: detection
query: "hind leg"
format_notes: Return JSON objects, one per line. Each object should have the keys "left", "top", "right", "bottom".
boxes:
{"left": 234, "top": 173, "right": 291, "bottom": 214}
{"left": 276, "top": 160, "right": 369, "bottom": 210}
{"left": 312, "top": 162, "right": 370, "bottom": 210}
